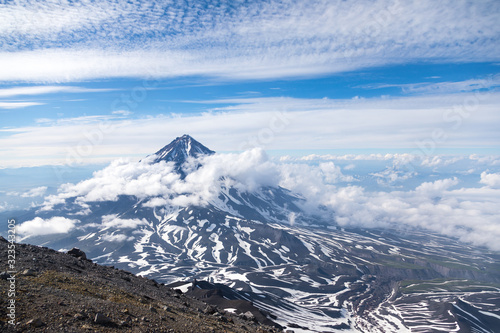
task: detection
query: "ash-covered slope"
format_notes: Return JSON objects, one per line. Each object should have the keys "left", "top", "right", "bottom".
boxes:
{"left": 0, "top": 236, "right": 280, "bottom": 332}
{"left": 9, "top": 135, "right": 500, "bottom": 333}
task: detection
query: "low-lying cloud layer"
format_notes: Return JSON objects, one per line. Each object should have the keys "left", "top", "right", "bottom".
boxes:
{"left": 17, "top": 216, "right": 78, "bottom": 237}
{"left": 31, "top": 149, "right": 500, "bottom": 250}
{"left": 480, "top": 172, "right": 500, "bottom": 189}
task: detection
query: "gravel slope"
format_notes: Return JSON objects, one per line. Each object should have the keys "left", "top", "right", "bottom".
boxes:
{"left": 0, "top": 236, "right": 281, "bottom": 333}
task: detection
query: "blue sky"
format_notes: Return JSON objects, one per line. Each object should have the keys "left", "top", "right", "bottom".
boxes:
{"left": 1, "top": 0, "right": 500, "bottom": 249}
{"left": 0, "top": 0, "right": 499, "bottom": 169}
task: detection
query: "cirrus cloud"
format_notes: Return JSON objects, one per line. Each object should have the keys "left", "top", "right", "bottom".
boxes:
{"left": 0, "top": 0, "right": 499, "bottom": 82}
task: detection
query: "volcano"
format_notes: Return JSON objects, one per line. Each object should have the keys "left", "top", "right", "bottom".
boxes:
{"left": 151, "top": 135, "right": 215, "bottom": 162}
{"left": 148, "top": 135, "right": 215, "bottom": 177}
{"left": 10, "top": 136, "right": 500, "bottom": 332}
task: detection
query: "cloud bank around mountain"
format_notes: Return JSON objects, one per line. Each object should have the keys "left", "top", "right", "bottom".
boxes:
{"left": 36, "top": 149, "right": 500, "bottom": 250}
{"left": 100, "top": 233, "right": 135, "bottom": 243}
{"left": 86, "top": 215, "right": 149, "bottom": 230}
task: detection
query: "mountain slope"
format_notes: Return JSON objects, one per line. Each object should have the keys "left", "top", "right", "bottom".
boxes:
{"left": 0, "top": 236, "right": 280, "bottom": 332}
{"left": 8, "top": 136, "right": 500, "bottom": 333}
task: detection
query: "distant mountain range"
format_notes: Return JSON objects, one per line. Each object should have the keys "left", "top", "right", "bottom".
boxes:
{"left": 8, "top": 135, "right": 500, "bottom": 332}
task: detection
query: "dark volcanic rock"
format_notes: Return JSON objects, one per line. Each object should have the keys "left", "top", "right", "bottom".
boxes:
{"left": 26, "top": 318, "right": 44, "bottom": 328}
{"left": 0, "top": 237, "right": 278, "bottom": 333}
{"left": 67, "top": 247, "right": 87, "bottom": 260}
{"left": 94, "top": 312, "right": 113, "bottom": 325}
{"left": 21, "top": 268, "right": 37, "bottom": 276}
{"left": 170, "top": 280, "right": 282, "bottom": 329}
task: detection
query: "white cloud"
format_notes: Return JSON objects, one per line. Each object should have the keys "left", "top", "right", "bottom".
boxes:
{"left": 17, "top": 216, "right": 78, "bottom": 236}
{"left": 32, "top": 148, "right": 500, "bottom": 250}
{"left": 480, "top": 172, "right": 500, "bottom": 188}
{"left": 319, "top": 162, "right": 354, "bottom": 183}
{"left": 469, "top": 155, "right": 500, "bottom": 166}
{"left": 0, "top": 86, "right": 118, "bottom": 110}
{"left": 99, "top": 215, "right": 148, "bottom": 229}
{"left": 1, "top": 92, "right": 499, "bottom": 168}
{"left": 297, "top": 153, "right": 417, "bottom": 162}
{"left": 0, "top": 1, "right": 120, "bottom": 38}
{"left": 53, "top": 158, "right": 181, "bottom": 204}
{"left": 364, "top": 75, "right": 500, "bottom": 95}
{"left": 0, "top": 202, "right": 14, "bottom": 212}
{"left": 19, "top": 186, "right": 48, "bottom": 198}
{"left": 142, "top": 197, "right": 169, "bottom": 208}
{"left": 39, "top": 149, "right": 282, "bottom": 211}
{"left": 0, "top": 86, "right": 116, "bottom": 98}
{"left": 371, "top": 167, "right": 416, "bottom": 187}
{"left": 344, "top": 164, "right": 356, "bottom": 171}
{"left": 100, "top": 233, "right": 135, "bottom": 243}
{"left": 0, "top": 102, "right": 44, "bottom": 109}
{"left": 111, "top": 110, "right": 133, "bottom": 116}
{"left": 0, "top": 0, "right": 498, "bottom": 82}
{"left": 310, "top": 182, "right": 500, "bottom": 250}
{"left": 402, "top": 78, "right": 500, "bottom": 95}
{"left": 415, "top": 178, "right": 459, "bottom": 195}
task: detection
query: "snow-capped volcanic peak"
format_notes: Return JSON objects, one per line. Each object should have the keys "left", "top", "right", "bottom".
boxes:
{"left": 151, "top": 134, "right": 215, "bottom": 165}
{"left": 12, "top": 134, "right": 500, "bottom": 332}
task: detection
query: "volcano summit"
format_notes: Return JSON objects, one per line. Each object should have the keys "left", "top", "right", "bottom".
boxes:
{"left": 149, "top": 135, "right": 215, "bottom": 173}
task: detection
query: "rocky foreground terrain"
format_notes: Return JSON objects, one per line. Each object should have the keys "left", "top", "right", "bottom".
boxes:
{"left": 0, "top": 236, "right": 282, "bottom": 332}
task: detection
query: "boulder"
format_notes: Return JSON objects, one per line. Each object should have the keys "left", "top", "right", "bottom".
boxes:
{"left": 94, "top": 313, "right": 112, "bottom": 325}
{"left": 240, "top": 311, "right": 255, "bottom": 321}
{"left": 67, "top": 248, "right": 87, "bottom": 260}
{"left": 26, "top": 318, "right": 44, "bottom": 328}
{"left": 21, "top": 269, "right": 37, "bottom": 276}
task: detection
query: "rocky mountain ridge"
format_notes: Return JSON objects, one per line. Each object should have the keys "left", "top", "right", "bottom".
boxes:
{"left": 0, "top": 236, "right": 281, "bottom": 332}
